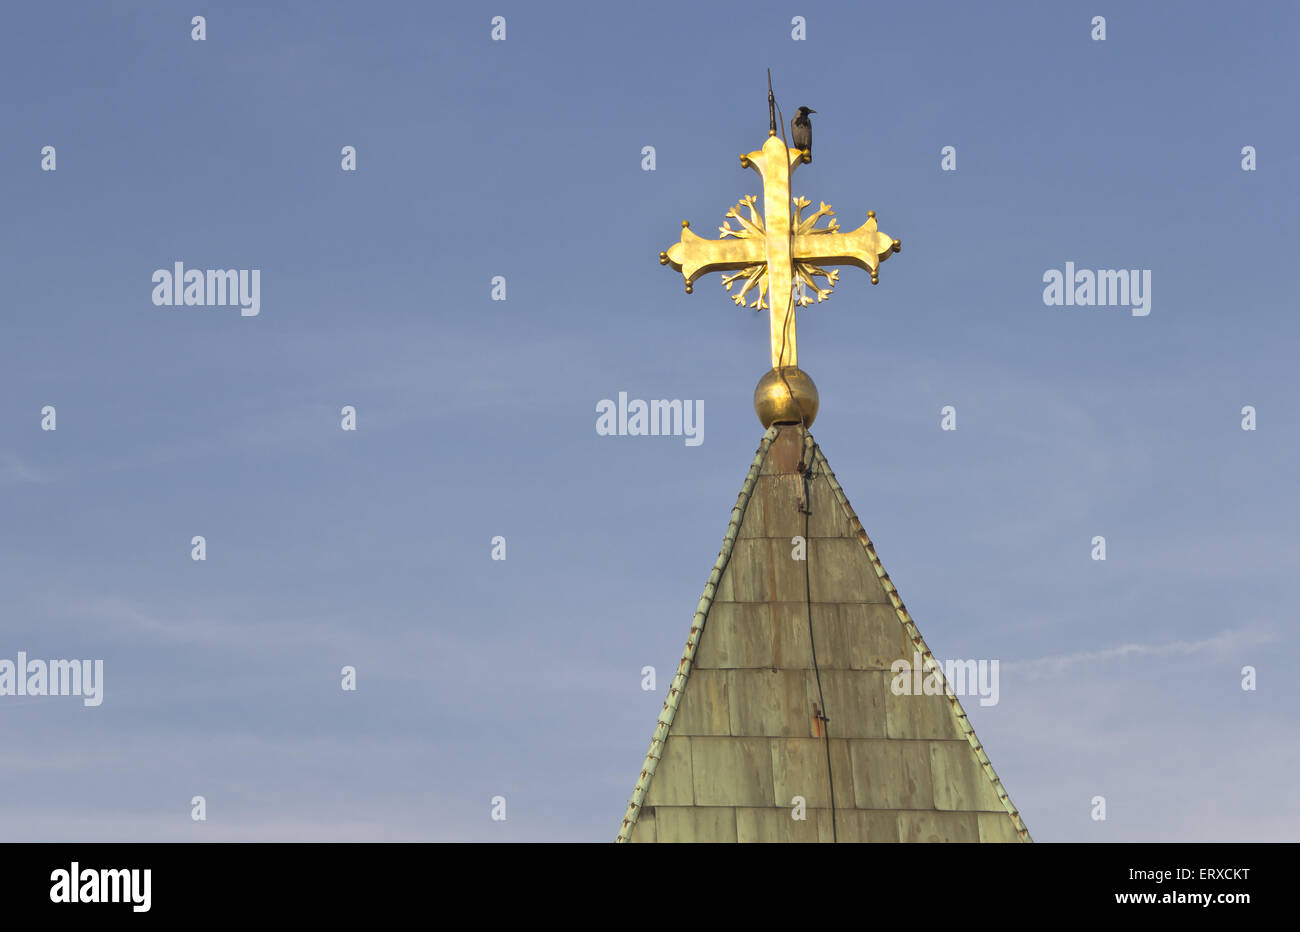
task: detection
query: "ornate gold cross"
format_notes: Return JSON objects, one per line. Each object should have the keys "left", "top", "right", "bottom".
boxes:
{"left": 659, "top": 133, "right": 900, "bottom": 374}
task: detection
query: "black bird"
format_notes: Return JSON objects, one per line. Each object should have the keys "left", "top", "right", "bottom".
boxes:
{"left": 791, "top": 106, "right": 816, "bottom": 162}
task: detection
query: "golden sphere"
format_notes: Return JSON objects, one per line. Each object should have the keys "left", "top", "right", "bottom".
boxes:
{"left": 754, "top": 367, "right": 819, "bottom": 427}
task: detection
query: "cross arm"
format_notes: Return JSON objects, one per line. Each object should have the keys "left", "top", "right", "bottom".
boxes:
{"left": 792, "top": 211, "right": 900, "bottom": 284}
{"left": 659, "top": 221, "right": 766, "bottom": 292}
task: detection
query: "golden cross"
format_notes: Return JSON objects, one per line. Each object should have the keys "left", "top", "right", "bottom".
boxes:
{"left": 659, "top": 133, "right": 900, "bottom": 369}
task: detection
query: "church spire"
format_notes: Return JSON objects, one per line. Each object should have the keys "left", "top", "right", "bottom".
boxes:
{"left": 620, "top": 97, "right": 1029, "bottom": 843}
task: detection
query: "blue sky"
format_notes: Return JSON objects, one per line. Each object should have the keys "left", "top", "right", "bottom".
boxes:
{"left": 1, "top": 0, "right": 1296, "bottom": 840}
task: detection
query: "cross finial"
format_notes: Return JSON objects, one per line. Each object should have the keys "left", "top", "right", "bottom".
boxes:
{"left": 658, "top": 125, "right": 900, "bottom": 426}
{"left": 767, "top": 68, "right": 777, "bottom": 136}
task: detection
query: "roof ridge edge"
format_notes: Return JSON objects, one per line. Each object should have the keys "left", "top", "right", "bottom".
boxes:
{"left": 810, "top": 442, "right": 1033, "bottom": 842}
{"left": 615, "top": 425, "right": 781, "bottom": 843}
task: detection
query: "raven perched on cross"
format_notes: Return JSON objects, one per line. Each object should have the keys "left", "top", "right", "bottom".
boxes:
{"left": 791, "top": 106, "right": 816, "bottom": 162}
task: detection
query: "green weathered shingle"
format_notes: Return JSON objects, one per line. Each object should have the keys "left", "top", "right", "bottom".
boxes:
{"left": 617, "top": 425, "right": 1031, "bottom": 843}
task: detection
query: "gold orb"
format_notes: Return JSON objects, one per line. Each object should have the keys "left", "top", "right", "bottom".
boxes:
{"left": 754, "top": 367, "right": 819, "bottom": 427}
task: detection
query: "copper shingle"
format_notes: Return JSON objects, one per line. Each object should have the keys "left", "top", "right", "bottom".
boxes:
{"left": 617, "top": 425, "right": 1030, "bottom": 842}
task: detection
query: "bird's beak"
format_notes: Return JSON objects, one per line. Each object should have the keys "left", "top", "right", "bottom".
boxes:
{"left": 809, "top": 109, "right": 817, "bottom": 114}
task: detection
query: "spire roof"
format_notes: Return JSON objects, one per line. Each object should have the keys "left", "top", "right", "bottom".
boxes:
{"left": 617, "top": 425, "right": 1030, "bottom": 843}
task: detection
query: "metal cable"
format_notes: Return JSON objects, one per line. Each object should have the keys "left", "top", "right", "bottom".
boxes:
{"left": 799, "top": 434, "right": 837, "bottom": 841}
{"left": 773, "top": 75, "right": 836, "bottom": 839}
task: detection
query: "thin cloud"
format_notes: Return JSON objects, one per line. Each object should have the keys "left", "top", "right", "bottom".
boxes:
{"left": 1003, "top": 627, "right": 1276, "bottom": 679}
{"left": 0, "top": 452, "right": 46, "bottom": 485}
